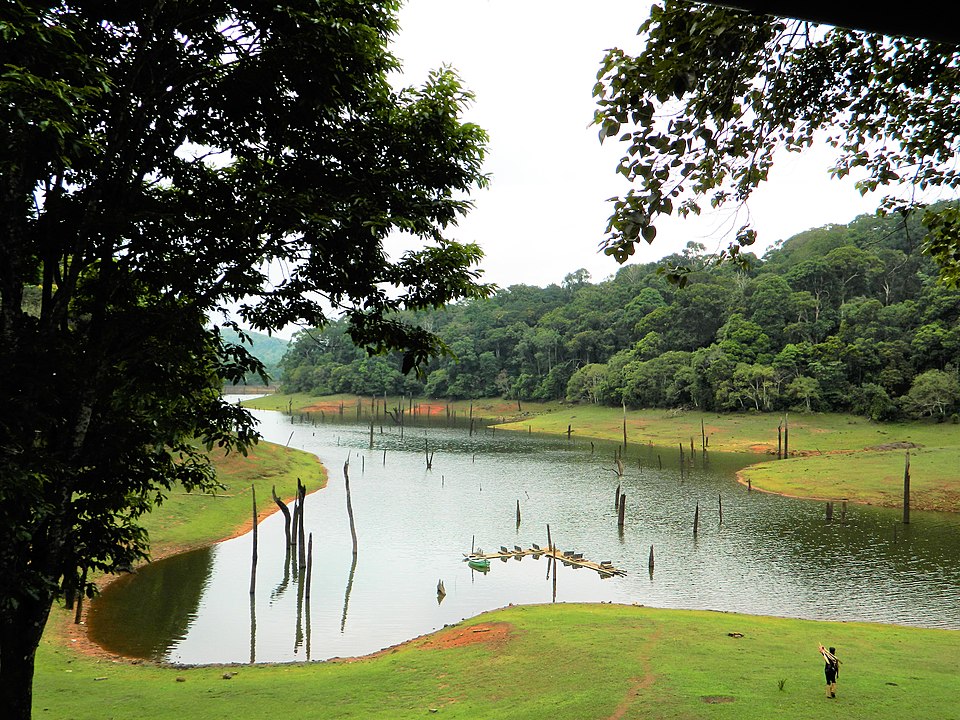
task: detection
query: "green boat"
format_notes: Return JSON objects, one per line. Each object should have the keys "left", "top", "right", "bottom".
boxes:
{"left": 465, "top": 555, "right": 491, "bottom": 570}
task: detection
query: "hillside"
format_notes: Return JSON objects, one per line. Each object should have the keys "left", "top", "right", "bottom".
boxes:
{"left": 220, "top": 326, "right": 290, "bottom": 386}
{"left": 277, "top": 205, "right": 960, "bottom": 420}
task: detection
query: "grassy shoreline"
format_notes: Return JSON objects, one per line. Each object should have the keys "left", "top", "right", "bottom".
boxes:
{"left": 34, "top": 396, "right": 960, "bottom": 719}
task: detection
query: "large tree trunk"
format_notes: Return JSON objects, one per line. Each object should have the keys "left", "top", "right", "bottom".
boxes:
{"left": 0, "top": 596, "right": 53, "bottom": 720}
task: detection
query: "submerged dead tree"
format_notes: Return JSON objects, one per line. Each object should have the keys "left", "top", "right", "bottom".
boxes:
{"left": 903, "top": 450, "right": 911, "bottom": 525}
{"left": 271, "top": 485, "right": 293, "bottom": 547}
{"left": 344, "top": 460, "right": 359, "bottom": 556}
{"left": 250, "top": 485, "right": 258, "bottom": 596}
{"left": 425, "top": 437, "right": 434, "bottom": 469}
{"left": 297, "top": 479, "right": 307, "bottom": 570}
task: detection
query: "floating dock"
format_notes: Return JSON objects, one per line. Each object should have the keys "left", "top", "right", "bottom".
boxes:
{"left": 465, "top": 545, "right": 626, "bottom": 578}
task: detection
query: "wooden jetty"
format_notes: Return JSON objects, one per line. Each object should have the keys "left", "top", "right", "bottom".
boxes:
{"left": 465, "top": 545, "right": 626, "bottom": 578}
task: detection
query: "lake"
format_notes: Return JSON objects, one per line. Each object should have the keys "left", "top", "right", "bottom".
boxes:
{"left": 87, "top": 403, "right": 960, "bottom": 664}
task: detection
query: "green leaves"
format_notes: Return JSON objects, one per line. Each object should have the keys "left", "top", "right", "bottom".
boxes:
{"left": 0, "top": 3, "right": 491, "bottom": 696}
{"left": 921, "top": 205, "right": 960, "bottom": 288}
{"left": 593, "top": 0, "right": 960, "bottom": 285}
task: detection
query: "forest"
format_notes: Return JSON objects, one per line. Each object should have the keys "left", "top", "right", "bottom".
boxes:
{"left": 278, "top": 206, "right": 960, "bottom": 421}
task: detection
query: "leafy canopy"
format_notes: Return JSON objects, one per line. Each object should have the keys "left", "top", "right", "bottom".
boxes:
{"left": 593, "top": 0, "right": 960, "bottom": 286}
{"left": 0, "top": 2, "right": 489, "bottom": 715}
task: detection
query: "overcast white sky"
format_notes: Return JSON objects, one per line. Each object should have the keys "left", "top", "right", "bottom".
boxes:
{"left": 386, "top": 0, "right": 890, "bottom": 289}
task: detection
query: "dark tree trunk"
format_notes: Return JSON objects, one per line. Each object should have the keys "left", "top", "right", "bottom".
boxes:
{"left": 1, "top": 597, "right": 53, "bottom": 720}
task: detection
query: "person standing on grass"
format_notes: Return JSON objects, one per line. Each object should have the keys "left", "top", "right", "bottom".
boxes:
{"left": 819, "top": 644, "right": 840, "bottom": 698}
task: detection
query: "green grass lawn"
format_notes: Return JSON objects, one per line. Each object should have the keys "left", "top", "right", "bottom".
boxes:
{"left": 37, "top": 602, "right": 960, "bottom": 719}
{"left": 496, "top": 403, "right": 958, "bottom": 455}
{"left": 507, "top": 406, "right": 960, "bottom": 512}
{"left": 33, "top": 401, "right": 960, "bottom": 720}
{"left": 739, "top": 446, "right": 960, "bottom": 510}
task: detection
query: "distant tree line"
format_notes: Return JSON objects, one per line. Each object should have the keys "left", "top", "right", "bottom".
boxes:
{"left": 280, "top": 207, "right": 960, "bottom": 421}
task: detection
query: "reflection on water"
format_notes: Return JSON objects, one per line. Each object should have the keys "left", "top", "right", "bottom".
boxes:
{"left": 87, "top": 546, "right": 213, "bottom": 659}
{"left": 87, "top": 405, "right": 960, "bottom": 665}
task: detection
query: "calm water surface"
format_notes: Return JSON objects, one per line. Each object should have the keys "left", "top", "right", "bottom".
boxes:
{"left": 88, "top": 404, "right": 960, "bottom": 664}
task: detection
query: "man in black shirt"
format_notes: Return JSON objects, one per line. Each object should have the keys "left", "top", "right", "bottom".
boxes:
{"left": 819, "top": 644, "right": 840, "bottom": 698}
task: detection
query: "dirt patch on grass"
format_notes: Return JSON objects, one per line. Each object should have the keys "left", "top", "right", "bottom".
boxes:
{"left": 327, "top": 621, "right": 516, "bottom": 665}
{"left": 606, "top": 624, "right": 661, "bottom": 720}
{"left": 866, "top": 441, "right": 921, "bottom": 451}
{"left": 701, "top": 695, "right": 736, "bottom": 703}
{"left": 415, "top": 622, "right": 513, "bottom": 651}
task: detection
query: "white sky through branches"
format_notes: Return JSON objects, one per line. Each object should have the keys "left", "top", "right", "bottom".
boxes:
{"left": 388, "top": 0, "right": 891, "bottom": 290}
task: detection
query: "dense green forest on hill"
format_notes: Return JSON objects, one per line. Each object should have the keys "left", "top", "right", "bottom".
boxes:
{"left": 279, "top": 208, "right": 960, "bottom": 420}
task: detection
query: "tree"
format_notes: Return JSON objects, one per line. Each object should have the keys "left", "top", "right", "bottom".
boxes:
{"left": 902, "top": 369, "right": 960, "bottom": 420}
{"left": 0, "top": 3, "right": 489, "bottom": 717}
{"left": 593, "top": 1, "right": 960, "bottom": 286}
{"left": 566, "top": 363, "right": 608, "bottom": 404}
{"left": 786, "top": 375, "right": 821, "bottom": 412}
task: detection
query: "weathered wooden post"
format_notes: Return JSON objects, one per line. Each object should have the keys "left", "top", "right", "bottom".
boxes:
{"left": 469, "top": 401, "right": 474, "bottom": 437}
{"left": 903, "top": 450, "right": 911, "bottom": 524}
{"left": 841, "top": 499, "right": 847, "bottom": 523}
{"left": 369, "top": 419, "right": 374, "bottom": 449}
{"left": 648, "top": 545, "right": 655, "bottom": 571}
{"left": 718, "top": 493, "right": 723, "bottom": 525}
{"left": 615, "top": 483, "right": 621, "bottom": 510}
{"left": 618, "top": 492, "right": 626, "bottom": 529}
{"left": 567, "top": 424, "right": 572, "bottom": 440}
{"left": 777, "top": 420, "right": 783, "bottom": 460}
{"left": 826, "top": 501, "right": 834, "bottom": 523}
{"left": 693, "top": 501, "right": 700, "bottom": 537}
{"left": 516, "top": 500, "right": 521, "bottom": 528}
